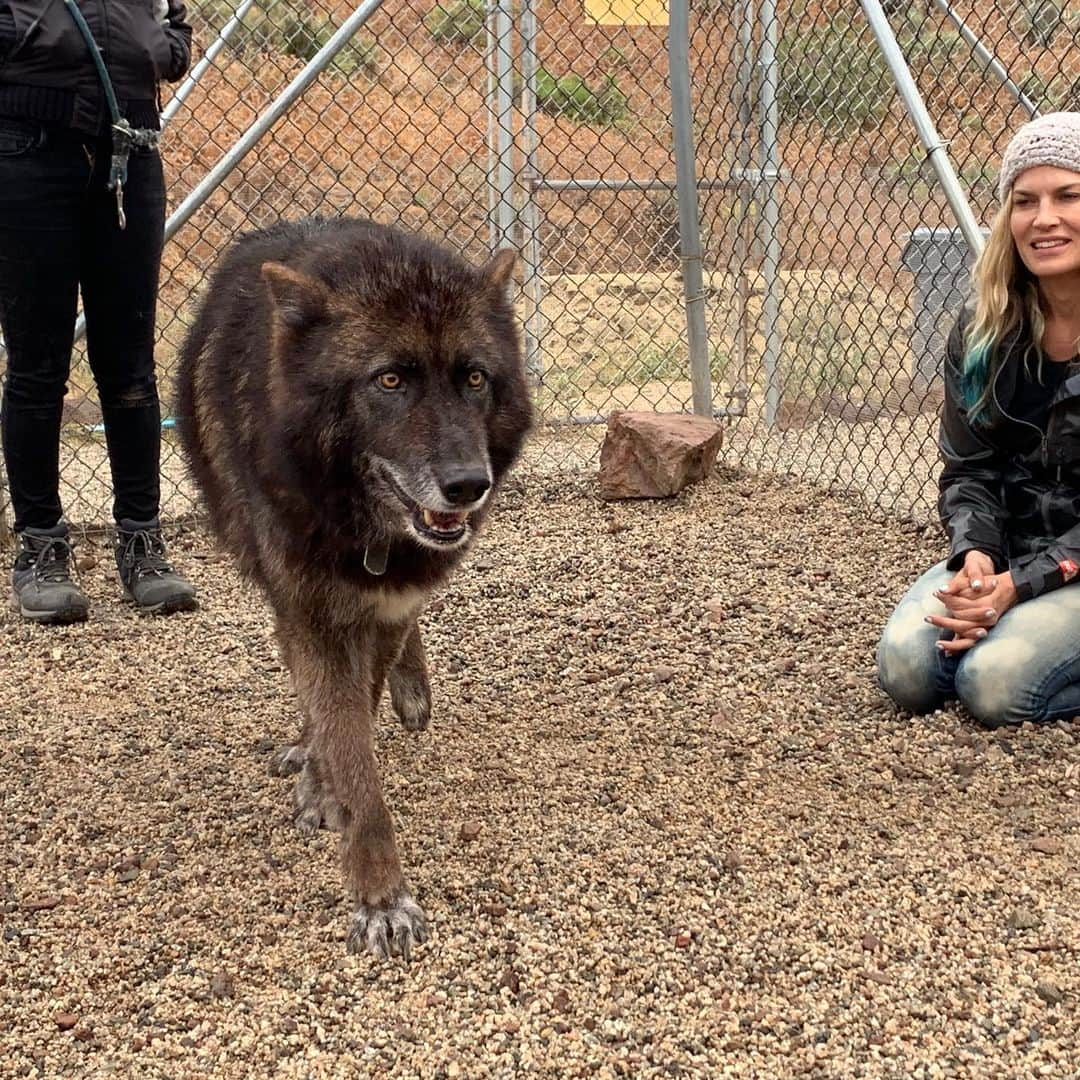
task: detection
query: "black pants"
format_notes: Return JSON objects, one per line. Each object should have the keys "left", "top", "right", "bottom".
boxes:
{"left": 0, "top": 118, "right": 165, "bottom": 532}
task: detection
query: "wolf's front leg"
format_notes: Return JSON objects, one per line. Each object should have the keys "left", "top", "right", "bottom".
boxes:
{"left": 389, "top": 618, "right": 432, "bottom": 731}
{"left": 268, "top": 613, "right": 312, "bottom": 777}
{"left": 290, "top": 623, "right": 429, "bottom": 960}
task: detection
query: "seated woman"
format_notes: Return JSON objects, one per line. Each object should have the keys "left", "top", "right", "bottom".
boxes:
{"left": 878, "top": 112, "right": 1080, "bottom": 727}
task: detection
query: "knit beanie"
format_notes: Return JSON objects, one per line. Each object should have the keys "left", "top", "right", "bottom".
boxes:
{"left": 998, "top": 111, "right": 1080, "bottom": 201}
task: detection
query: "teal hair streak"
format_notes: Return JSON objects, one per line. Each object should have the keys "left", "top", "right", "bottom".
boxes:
{"left": 960, "top": 340, "right": 993, "bottom": 424}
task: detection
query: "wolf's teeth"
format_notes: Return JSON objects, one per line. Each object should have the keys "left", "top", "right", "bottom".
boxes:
{"left": 419, "top": 508, "right": 467, "bottom": 532}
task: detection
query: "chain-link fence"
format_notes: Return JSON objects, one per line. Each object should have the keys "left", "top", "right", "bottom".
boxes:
{"left": 0, "top": 0, "right": 1077, "bottom": 536}
{"left": 715, "top": 0, "right": 1077, "bottom": 524}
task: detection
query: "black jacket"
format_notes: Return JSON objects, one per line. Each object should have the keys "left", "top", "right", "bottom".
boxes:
{"left": 0, "top": 0, "right": 191, "bottom": 136}
{"left": 939, "top": 310, "right": 1080, "bottom": 601}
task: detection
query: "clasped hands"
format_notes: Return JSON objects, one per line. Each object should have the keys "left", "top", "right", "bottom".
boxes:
{"left": 926, "top": 549, "right": 1018, "bottom": 656}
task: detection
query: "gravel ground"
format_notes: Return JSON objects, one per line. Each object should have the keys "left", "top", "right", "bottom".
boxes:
{"left": 1, "top": 465, "right": 1078, "bottom": 1079}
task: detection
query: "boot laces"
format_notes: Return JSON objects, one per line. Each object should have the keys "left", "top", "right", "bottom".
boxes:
{"left": 122, "top": 529, "right": 172, "bottom": 579}
{"left": 27, "top": 537, "right": 77, "bottom": 585}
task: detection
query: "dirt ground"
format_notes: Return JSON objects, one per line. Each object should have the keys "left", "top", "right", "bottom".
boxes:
{"left": 1, "top": 464, "right": 1077, "bottom": 1078}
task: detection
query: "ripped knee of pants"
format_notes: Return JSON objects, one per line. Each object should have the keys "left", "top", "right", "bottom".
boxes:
{"left": 98, "top": 376, "right": 159, "bottom": 410}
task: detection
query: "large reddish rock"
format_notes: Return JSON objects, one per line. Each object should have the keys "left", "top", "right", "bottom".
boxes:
{"left": 599, "top": 411, "right": 723, "bottom": 500}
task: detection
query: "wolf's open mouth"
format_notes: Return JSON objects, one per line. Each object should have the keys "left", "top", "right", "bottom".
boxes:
{"left": 384, "top": 472, "right": 469, "bottom": 545}
{"left": 414, "top": 506, "right": 468, "bottom": 544}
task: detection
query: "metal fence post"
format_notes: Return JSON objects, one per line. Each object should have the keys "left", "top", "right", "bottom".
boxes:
{"left": 668, "top": 0, "right": 713, "bottom": 418}
{"left": 733, "top": 0, "right": 756, "bottom": 408}
{"left": 520, "top": 0, "right": 545, "bottom": 379}
{"left": 860, "top": 0, "right": 985, "bottom": 258}
{"left": 487, "top": 0, "right": 516, "bottom": 253}
{"left": 758, "top": 0, "right": 782, "bottom": 427}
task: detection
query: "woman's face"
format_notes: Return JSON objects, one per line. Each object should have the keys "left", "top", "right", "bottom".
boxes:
{"left": 1009, "top": 165, "right": 1080, "bottom": 280}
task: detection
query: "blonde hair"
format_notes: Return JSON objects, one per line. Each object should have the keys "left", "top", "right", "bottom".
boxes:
{"left": 961, "top": 199, "right": 1047, "bottom": 422}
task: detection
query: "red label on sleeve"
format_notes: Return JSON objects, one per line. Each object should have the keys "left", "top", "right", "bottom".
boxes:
{"left": 1060, "top": 559, "right": 1079, "bottom": 582}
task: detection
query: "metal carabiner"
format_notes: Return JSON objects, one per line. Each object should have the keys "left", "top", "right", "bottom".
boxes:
{"left": 114, "top": 178, "right": 126, "bottom": 230}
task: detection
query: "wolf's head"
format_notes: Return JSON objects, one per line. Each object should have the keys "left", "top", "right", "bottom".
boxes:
{"left": 260, "top": 223, "right": 532, "bottom": 557}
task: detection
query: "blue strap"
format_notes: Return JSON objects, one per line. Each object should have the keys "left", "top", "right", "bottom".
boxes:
{"left": 62, "top": 0, "right": 121, "bottom": 126}
{"left": 62, "top": 0, "right": 160, "bottom": 201}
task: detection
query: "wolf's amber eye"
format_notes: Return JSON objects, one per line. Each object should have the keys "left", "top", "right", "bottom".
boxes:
{"left": 376, "top": 372, "right": 402, "bottom": 391}
{"left": 466, "top": 369, "right": 487, "bottom": 390}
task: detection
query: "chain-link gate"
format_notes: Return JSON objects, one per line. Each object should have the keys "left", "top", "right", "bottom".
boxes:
{"left": 0, "top": 0, "right": 1077, "bottom": 536}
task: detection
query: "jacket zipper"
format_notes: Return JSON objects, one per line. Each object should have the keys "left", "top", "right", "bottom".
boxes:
{"left": 989, "top": 357, "right": 1064, "bottom": 538}
{"left": 988, "top": 357, "right": 1046, "bottom": 458}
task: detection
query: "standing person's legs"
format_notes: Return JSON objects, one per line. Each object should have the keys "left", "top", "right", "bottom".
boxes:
{"left": 79, "top": 141, "right": 166, "bottom": 526}
{"left": 0, "top": 122, "right": 83, "bottom": 533}
{"left": 954, "top": 585, "right": 1080, "bottom": 726}
{"left": 80, "top": 142, "right": 196, "bottom": 615}
{"left": 876, "top": 561, "right": 959, "bottom": 713}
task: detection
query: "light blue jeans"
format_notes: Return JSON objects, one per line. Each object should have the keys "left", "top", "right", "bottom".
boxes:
{"left": 877, "top": 560, "right": 1080, "bottom": 727}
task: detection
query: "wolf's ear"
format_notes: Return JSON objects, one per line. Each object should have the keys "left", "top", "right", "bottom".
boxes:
{"left": 261, "top": 262, "right": 329, "bottom": 330}
{"left": 480, "top": 249, "right": 517, "bottom": 294}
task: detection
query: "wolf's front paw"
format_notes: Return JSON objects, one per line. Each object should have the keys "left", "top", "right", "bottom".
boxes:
{"left": 347, "top": 890, "right": 429, "bottom": 960}
{"left": 389, "top": 669, "right": 432, "bottom": 732}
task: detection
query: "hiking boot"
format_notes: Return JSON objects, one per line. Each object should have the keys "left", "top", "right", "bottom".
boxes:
{"left": 115, "top": 517, "right": 198, "bottom": 615}
{"left": 10, "top": 524, "right": 90, "bottom": 624}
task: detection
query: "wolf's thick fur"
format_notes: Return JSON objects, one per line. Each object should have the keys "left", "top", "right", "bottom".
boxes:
{"left": 175, "top": 217, "right": 532, "bottom": 958}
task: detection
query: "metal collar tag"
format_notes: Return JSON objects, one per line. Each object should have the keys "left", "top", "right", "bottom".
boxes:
{"left": 363, "top": 541, "right": 389, "bottom": 576}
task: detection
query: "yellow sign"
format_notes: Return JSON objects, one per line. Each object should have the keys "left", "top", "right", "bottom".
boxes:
{"left": 584, "top": 0, "right": 669, "bottom": 26}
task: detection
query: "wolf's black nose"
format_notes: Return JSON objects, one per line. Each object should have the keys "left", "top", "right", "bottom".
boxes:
{"left": 439, "top": 467, "right": 491, "bottom": 505}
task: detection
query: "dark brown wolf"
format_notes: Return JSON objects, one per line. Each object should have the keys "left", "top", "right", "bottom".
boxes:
{"left": 175, "top": 217, "right": 532, "bottom": 959}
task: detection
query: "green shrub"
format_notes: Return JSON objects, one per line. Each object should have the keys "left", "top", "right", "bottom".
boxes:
{"left": 188, "top": 0, "right": 380, "bottom": 77}
{"left": 1019, "top": 0, "right": 1064, "bottom": 47}
{"left": 777, "top": 10, "right": 893, "bottom": 135}
{"left": 424, "top": 0, "right": 486, "bottom": 46}
{"left": 190, "top": 0, "right": 241, "bottom": 34}
{"left": 274, "top": 12, "right": 381, "bottom": 79}
{"left": 777, "top": 7, "right": 952, "bottom": 138}
{"left": 535, "top": 67, "right": 627, "bottom": 127}
{"left": 1016, "top": 69, "right": 1080, "bottom": 113}
{"left": 189, "top": 0, "right": 274, "bottom": 55}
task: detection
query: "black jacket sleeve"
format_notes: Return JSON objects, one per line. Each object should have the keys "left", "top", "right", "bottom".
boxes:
{"left": 1008, "top": 521, "right": 1080, "bottom": 600}
{"left": 937, "top": 313, "right": 1010, "bottom": 571}
{"left": 0, "top": 5, "right": 15, "bottom": 64}
{"left": 162, "top": 0, "right": 192, "bottom": 83}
